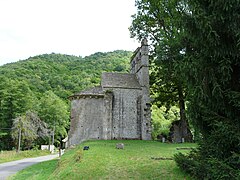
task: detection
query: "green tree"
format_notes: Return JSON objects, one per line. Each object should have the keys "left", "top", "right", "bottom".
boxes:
{"left": 173, "top": 0, "right": 240, "bottom": 179}
{"left": 38, "top": 91, "right": 69, "bottom": 146}
{"left": 0, "top": 78, "right": 36, "bottom": 150}
{"left": 130, "top": 0, "right": 192, "bottom": 141}
{"left": 11, "top": 111, "right": 49, "bottom": 151}
{"left": 151, "top": 105, "right": 179, "bottom": 140}
{"left": 131, "top": 0, "right": 240, "bottom": 178}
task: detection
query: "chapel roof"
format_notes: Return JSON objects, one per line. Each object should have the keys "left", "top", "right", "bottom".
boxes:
{"left": 76, "top": 86, "right": 104, "bottom": 95}
{"left": 101, "top": 72, "right": 141, "bottom": 89}
{"left": 69, "top": 86, "right": 104, "bottom": 99}
{"left": 70, "top": 72, "right": 142, "bottom": 100}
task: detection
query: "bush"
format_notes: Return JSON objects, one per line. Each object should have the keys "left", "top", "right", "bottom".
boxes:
{"left": 175, "top": 149, "right": 240, "bottom": 180}
{"left": 32, "top": 145, "right": 40, "bottom": 151}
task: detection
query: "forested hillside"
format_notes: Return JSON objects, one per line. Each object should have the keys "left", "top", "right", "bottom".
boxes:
{"left": 0, "top": 50, "right": 131, "bottom": 150}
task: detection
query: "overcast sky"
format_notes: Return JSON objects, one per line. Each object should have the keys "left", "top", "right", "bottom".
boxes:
{"left": 0, "top": 0, "right": 139, "bottom": 66}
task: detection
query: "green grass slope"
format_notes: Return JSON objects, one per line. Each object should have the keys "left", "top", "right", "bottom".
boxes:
{"left": 11, "top": 140, "right": 196, "bottom": 180}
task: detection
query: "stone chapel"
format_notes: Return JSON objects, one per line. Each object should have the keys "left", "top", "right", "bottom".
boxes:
{"left": 67, "top": 39, "right": 152, "bottom": 146}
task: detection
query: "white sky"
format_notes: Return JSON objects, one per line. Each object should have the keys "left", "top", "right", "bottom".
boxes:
{"left": 0, "top": 0, "right": 139, "bottom": 66}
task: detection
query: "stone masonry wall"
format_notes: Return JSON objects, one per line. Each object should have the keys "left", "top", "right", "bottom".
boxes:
{"left": 105, "top": 88, "right": 142, "bottom": 139}
{"left": 68, "top": 94, "right": 112, "bottom": 146}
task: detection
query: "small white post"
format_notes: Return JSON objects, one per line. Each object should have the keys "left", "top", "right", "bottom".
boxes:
{"left": 162, "top": 137, "right": 165, "bottom": 143}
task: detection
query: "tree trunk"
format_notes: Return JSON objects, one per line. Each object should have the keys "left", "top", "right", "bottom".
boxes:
{"left": 52, "top": 130, "right": 54, "bottom": 145}
{"left": 17, "top": 128, "right": 21, "bottom": 153}
{"left": 48, "top": 134, "right": 51, "bottom": 151}
{"left": 177, "top": 84, "right": 192, "bottom": 142}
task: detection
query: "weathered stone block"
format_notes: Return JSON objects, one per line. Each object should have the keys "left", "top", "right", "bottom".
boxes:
{"left": 116, "top": 143, "right": 124, "bottom": 149}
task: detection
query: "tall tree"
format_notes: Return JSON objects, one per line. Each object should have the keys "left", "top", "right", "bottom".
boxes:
{"left": 131, "top": 0, "right": 240, "bottom": 178}
{"left": 0, "top": 78, "right": 36, "bottom": 150}
{"left": 174, "top": 0, "right": 240, "bottom": 179}
{"left": 11, "top": 111, "right": 49, "bottom": 151}
{"left": 38, "top": 91, "right": 69, "bottom": 146}
{"left": 130, "top": 0, "right": 192, "bottom": 141}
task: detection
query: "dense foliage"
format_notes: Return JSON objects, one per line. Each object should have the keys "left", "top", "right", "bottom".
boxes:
{"left": 0, "top": 51, "right": 131, "bottom": 150}
{"left": 11, "top": 111, "right": 49, "bottom": 151}
{"left": 175, "top": 0, "right": 240, "bottom": 179}
{"left": 130, "top": 0, "right": 192, "bottom": 142}
{"left": 151, "top": 105, "right": 179, "bottom": 140}
{"left": 131, "top": 0, "right": 240, "bottom": 179}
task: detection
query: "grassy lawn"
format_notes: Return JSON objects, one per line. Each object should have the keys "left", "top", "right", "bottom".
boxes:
{"left": 11, "top": 140, "right": 196, "bottom": 180}
{"left": 0, "top": 150, "right": 51, "bottom": 164}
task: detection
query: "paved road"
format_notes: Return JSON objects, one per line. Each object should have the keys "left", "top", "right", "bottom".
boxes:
{"left": 0, "top": 154, "right": 59, "bottom": 180}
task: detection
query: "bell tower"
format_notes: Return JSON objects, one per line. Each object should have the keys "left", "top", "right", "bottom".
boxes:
{"left": 130, "top": 38, "right": 151, "bottom": 140}
{"left": 130, "top": 38, "right": 149, "bottom": 91}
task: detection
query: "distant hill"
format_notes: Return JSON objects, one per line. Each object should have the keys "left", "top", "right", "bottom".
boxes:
{"left": 0, "top": 51, "right": 132, "bottom": 100}
{"left": 0, "top": 50, "right": 132, "bottom": 150}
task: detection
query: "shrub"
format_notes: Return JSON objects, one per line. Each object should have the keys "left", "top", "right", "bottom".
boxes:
{"left": 175, "top": 149, "right": 240, "bottom": 179}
